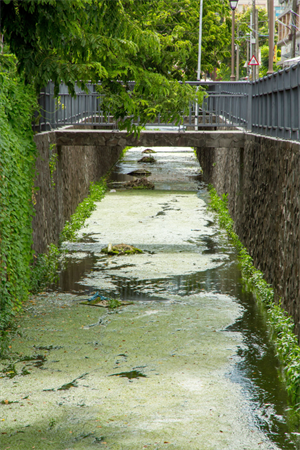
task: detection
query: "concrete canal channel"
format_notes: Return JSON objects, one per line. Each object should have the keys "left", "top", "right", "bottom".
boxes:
{"left": 0, "top": 146, "right": 299, "bottom": 449}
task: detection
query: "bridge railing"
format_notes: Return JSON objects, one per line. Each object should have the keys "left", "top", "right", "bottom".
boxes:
{"left": 34, "top": 81, "right": 250, "bottom": 132}
{"left": 35, "top": 63, "right": 300, "bottom": 141}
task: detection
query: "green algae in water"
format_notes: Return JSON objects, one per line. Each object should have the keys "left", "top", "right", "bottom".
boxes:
{"left": 57, "top": 372, "right": 88, "bottom": 391}
{"left": 109, "top": 370, "right": 147, "bottom": 379}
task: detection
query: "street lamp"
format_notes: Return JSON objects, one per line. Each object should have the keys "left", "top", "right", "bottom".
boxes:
{"left": 229, "top": 0, "right": 239, "bottom": 81}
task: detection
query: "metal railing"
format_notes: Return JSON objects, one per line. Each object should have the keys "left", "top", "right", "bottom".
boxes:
{"left": 35, "top": 63, "right": 300, "bottom": 142}
{"left": 34, "top": 81, "right": 250, "bottom": 132}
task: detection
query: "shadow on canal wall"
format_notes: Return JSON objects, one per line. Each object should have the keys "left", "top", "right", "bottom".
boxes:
{"left": 197, "top": 133, "right": 300, "bottom": 340}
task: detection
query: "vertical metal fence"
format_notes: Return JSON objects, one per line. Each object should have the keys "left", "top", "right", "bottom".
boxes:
{"left": 35, "top": 62, "right": 300, "bottom": 142}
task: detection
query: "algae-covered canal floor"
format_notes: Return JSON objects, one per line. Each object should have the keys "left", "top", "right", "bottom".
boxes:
{"left": 1, "top": 147, "right": 299, "bottom": 449}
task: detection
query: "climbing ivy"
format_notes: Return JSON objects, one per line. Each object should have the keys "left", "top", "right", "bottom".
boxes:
{"left": 0, "top": 50, "right": 38, "bottom": 334}
{"left": 49, "top": 144, "right": 58, "bottom": 188}
{"left": 208, "top": 186, "right": 300, "bottom": 410}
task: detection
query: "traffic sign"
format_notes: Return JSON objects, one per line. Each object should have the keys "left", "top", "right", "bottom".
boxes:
{"left": 248, "top": 55, "right": 259, "bottom": 66}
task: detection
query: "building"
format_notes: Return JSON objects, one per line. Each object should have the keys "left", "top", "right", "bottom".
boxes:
{"left": 237, "top": 0, "right": 282, "bottom": 15}
{"left": 277, "top": 0, "right": 300, "bottom": 64}
{"left": 237, "top": 0, "right": 267, "bottom": 11}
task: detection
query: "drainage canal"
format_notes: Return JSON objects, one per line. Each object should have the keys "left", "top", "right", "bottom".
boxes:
{"left": 1, "top": 146, "right": 299, "bottom": 449}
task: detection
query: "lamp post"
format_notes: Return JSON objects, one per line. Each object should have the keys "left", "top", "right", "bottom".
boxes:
{"left": 229, "top": 1, "right": 239, "bottom": 81}
{"left": 267, "top": 0, "right": 274, "bottom": 74}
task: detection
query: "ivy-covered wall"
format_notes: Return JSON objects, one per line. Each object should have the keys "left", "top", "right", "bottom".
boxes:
{"left": 0, "top": 55, "right": 37, "bottom": 330}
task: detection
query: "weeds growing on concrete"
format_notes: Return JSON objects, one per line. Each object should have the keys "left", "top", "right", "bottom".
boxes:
{"left": 29, "top": 244, "right": 61, "bottom": 294}
{"left": 208, "top": 185, "right": 300, "bottom": 411}
{"left": 60, "top": 179, "right": 107, "bottom": 242}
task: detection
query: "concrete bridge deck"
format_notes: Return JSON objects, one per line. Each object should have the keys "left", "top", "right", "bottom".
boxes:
{"left": 50, "top": 129, "right": 245, "bottom": 150}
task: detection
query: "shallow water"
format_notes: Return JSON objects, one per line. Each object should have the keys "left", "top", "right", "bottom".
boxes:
{"left": 1, "top": 146, "right": 299, "bottom": 449}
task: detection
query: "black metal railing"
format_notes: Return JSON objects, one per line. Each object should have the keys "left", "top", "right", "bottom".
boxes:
{"left": 35, "top": 63, "right": 300, "bottom": 142}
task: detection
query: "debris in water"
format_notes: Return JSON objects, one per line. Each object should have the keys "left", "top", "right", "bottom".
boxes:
{"left": 138, "top": 156, "right": 156, "bottom": 163}
{"left": 101, "top": 244, "right": 143, "bottom": 255}
{"left": 142, "top": 148, "right": 156, "bottom": 153}
{"left": 124, "top": 177, "right": 154, "bottom": 190}
{"left": 81, "top": 297, "right": 133, "bottom": 309}
{"left": 128, "top": 169, "right": 151, "bottom": 176}
{"left": 87, "top": 291, "right": 102, "bottom": 302}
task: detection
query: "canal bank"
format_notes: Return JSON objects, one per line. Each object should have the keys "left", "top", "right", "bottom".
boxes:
{"left": 1, "top": 146, "right": 299, "bottom": 449}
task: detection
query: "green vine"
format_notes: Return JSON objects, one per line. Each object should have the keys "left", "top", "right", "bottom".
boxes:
{"left": 208, "top": 185, "right": 300, "bottom": 410}
{"left": 0, "top": 51, "right": 38, "bottom": 338}
{"left": 49, "top": 144, "right": 58, "bottom": 188}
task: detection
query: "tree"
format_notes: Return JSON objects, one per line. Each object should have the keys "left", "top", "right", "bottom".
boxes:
{"left": 0, "top": 0, "right": 199, "bottom": 130}
{"left": 126, "top": 0, "right": 232, "bottom": 80}
{"left": 0, "top": 0, "right": 232, "bottom": 129}
{"left": 259, "top": 44, "right": 281, "bottom": 78}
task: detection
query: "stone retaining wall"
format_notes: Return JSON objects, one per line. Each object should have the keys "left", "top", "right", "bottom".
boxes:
{"left": 196, "top": 134, "right": 300, "bottom": 339}
{"left": 33, "top": 131, "right": 123, "bottom": 254}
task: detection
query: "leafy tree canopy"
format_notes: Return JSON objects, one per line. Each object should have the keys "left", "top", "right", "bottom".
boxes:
{"left": 0, "top": 0, "right": 232, "bottom": 129}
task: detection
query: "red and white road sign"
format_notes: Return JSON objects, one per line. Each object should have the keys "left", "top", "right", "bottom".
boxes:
{"left": 248, "top": 55, "right": 259, "bottom": 66}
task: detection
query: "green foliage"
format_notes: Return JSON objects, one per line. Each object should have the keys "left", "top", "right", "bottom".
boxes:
{"left": 29, "top": 244, "right": 61, "bottom": 294}
{"left": 259, "top": 45, "right": 281, "bottom": 78}
{"left": 0, "top": 49, "right": 38, "bottom": 333}
{"left": 1, "top": 0, "right": 230, "bottom": 128}
{"left": 49, "top": 144, "right": 58, "bottom": 188}
{"left": 61, "top": 179, "right": 107, "bottom": 242}
{"left": 208, "top": 185, "right": 300, "bottom": 409}
{"left": 107, "top": 298, "right": 122, "bottom": 310}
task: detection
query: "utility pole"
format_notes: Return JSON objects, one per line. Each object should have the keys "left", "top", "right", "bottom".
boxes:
{"left": 267, "top": 0, "right": 274, "bottom": 74}
{"left": 247, "top": 38, "right": 250, "bottom": 79}
{"left": 251, "top": 0, "right": 256, "bottom": 81}
{"left": 236, "top": 24, "right": 240, "bottom": 81}
{"left": 292, "top": 0, "right": 297, "bottom": 59}
{"left": 255, "top": 5, "right": 259, "bottom": 79}
{"left": 197, "top": 0, "right": 204, "bottom": 81}
{"left": 230, "top": 7, "right": 236, "bottom": 81}
{"left": 195, "top": 0, "right": 203, "bottom": 130}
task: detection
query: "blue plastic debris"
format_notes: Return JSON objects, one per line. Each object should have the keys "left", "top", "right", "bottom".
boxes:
{"left": 87, "top": 292, "right": 109, "bottom": 302}
{"left": 87, "top": 292, "right": 100, "bottom": 302}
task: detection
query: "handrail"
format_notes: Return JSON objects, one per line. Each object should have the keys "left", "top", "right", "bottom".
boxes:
{"left": 35, "top": 63, "right": 300, "bottom": 142}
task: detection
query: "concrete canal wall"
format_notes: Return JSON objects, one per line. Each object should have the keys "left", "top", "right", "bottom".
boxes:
{"left": 197, "top": 134, "right": 300, "bottom": 339}
{"left": 32, "top": 131, "right": 124, "bottom": 254}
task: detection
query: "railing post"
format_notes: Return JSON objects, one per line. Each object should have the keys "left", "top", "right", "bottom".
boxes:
{"left": 247, "top": 82, "right": 253, "bottom": 132}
